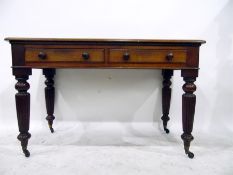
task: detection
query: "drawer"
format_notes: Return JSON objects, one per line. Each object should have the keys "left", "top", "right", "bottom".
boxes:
{"left": 109, "top": 49, "right": 187, "bottom": 63}
{"left": 25, "top": 48, "right": 105, "bottom": 63}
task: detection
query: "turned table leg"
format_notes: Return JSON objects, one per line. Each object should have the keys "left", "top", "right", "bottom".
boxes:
{"left": 161, "top": 69, "right": 173, "bottom": 133}
{"left": 181, "top": 69, "right": 198, "bottom": 159}
{"left": 14, "top": 68, "right": 32, "bottom": 157}
{"left": 43, "top": 69, "right": 56, "bottom": 133}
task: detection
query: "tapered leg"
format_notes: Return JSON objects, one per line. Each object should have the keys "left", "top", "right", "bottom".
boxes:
{"left": 161, "top": 69, "right": 173, "bottom": 133}
{"left": 14, "top": 68, "right": 32, "bottom": 157}
{"left": 43, "top": 69, "right": 56, "bottom": 133}
{"left": 181, "top": 69, "right": 198, "bottom": 159}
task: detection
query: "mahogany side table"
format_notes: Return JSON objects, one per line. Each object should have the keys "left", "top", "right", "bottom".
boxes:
{"left": 5, "top": 38, "right": 205, "bottom": 158}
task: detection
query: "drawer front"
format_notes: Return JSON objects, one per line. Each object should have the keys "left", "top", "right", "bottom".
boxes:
{"left": 109, "top": 49, "right": 187, "bottom": 63}
{"left": 25, "top": 48, "right": 105, "bottom": 63}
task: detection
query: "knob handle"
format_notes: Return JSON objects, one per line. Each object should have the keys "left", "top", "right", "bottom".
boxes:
{"left": 82, "top": 52, "right": 90, "bottom": 60}
{"left": 123, "top": 52, "right": 130, "bottom": 61}
{"left": 38, "top": 52, "right": 47, "bottom": 60}
{"left": 166, "top": 52, "right": 173, "bottom": 61}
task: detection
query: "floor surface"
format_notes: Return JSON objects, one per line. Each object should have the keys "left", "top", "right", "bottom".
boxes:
{"left": 0, "top": 122, "right": 232, "bottom": 175}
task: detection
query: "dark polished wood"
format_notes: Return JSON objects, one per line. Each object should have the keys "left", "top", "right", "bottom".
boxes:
{"left": 14, "top": 68, "right": 32, "bottom": 157}
{"left": 4, "top": 37, "right": 206, "bottom": 43}
{"left": 6, "top": 38, "right": 205, "bottom": 158}
{"left": 43, "top": 68, "right": 56, "bottom": 133}
{"left": 161, "top": 69, "right": 173, "bottom": 133}
{"left": 181, "top": 69, "right": 198, "bottom": 159}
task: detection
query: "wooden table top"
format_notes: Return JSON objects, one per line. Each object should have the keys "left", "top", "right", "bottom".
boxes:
{"left": 5, "top": 37, "right": 206, "bottom": 44}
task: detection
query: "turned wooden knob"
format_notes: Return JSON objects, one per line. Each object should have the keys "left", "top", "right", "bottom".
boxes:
{"left": 82, "top": 52, "right": 90, "bottom": 60}
{"left": 123, "top": 52, "right": 130, "bottom": 61}
{"left": 38, "top": 52, "right": 47, "bottom": 60}
{"left": 166, "top": 52, "right": 174, "bottom": 61}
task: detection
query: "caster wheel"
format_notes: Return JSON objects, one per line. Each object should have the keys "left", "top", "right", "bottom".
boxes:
{"left": 50, "top": 127, "right": 54, "bottom": 133}
{"left": 164, "top": 128, "right": 170, "bottom": 134}
{"left": 23, "top": 149, "right": 30, "bottom": 157}
{"left": 187, "top": 152, "right": 194, "bottom": 159}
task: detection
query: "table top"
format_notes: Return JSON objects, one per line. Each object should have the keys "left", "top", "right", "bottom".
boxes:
{"left": 5, "top": 37, "right": 206, "bottom": 44}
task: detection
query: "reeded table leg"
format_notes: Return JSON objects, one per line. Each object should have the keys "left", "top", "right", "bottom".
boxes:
{"left": 181, "top": 69, "right": 198, "bottom": 159}
{"left": 161, "top": 69, "right": 173, "bottom": 133}
{"left": 43, "top": 69, "right": 56, "bottom": 133}
{"left": 14, "top": 68, "right": 32, "bottom": 157}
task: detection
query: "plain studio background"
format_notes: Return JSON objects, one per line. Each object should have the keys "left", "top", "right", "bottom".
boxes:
{"left": 0, "top": 0, "right": 233, "bottom": 174}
